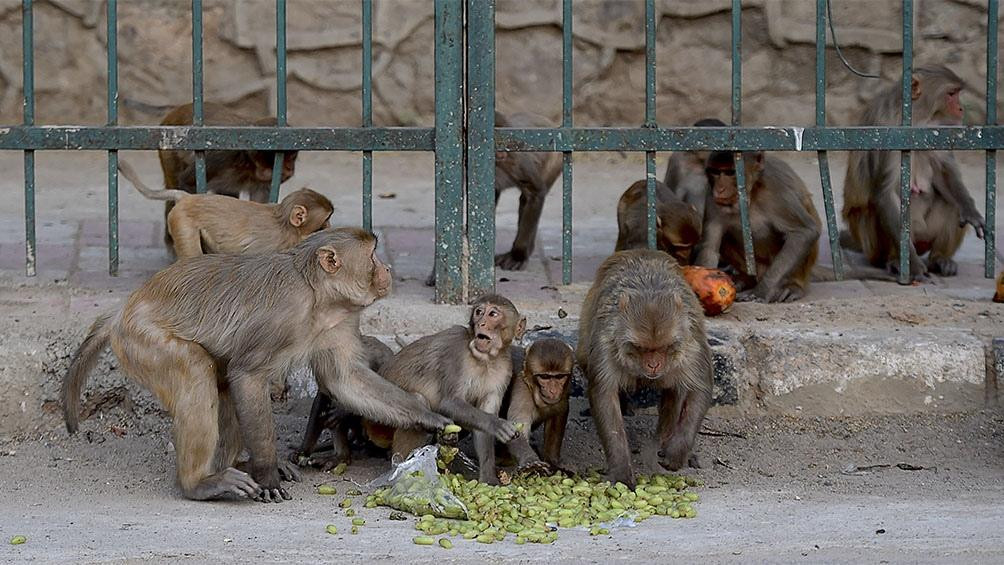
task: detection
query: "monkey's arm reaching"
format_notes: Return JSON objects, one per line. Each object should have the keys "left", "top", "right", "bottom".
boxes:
{"left": 311, "top": 351, "right": 452, "bottom": 432}
{"left": 502, "top": 386, "right": 542, "bottom": 466}
{"left": 437, "top": 395, "right": 518, "bottom": 443}
{"left": 935, "top": 154, "right": 985, "bottom": 238}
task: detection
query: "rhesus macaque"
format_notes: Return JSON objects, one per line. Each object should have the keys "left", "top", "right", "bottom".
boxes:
{"left": 293, "top": 336, "right": 399, "bottom": 469}
{"left": 502, "top": 338, "right": 574, "bottom": 469}
{"left": 61, "top": 228, "right": 444, "bottom": 502}
{"left": 118, "top": 160, "right": 332, "bottom": 259}
{"left": 426, "top": 112, "right": 561, "bottom": 285}
{"left": 664, "top": 118, "right": 727, "bottom": 222}
{"left": 615, "top": 179, "right": 702, "bottom": 265}
{"left": 696, "top": 150, "right": 821, "bottom": 302}
{"left": 578, "top": 249, "right": 713, "bottom": 488}
{"left": 383, "top": 294, "right": 526, "bottom": 483}
{"left": 842, "top": 65, "right": 985, "bottom": 280}
{"left": 158, "top": 102, "right": 300, "bottom": 248}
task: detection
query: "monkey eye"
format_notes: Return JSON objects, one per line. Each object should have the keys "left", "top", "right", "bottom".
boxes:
{"left": 535, "top": 373, "right": 571, "bottom": 381}
{"left": 488, "top": 309, "right": 499, "bottom": 318}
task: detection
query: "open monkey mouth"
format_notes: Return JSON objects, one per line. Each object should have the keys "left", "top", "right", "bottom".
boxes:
{"left": 474, "top": 333, "right": 494, "bottom": 352}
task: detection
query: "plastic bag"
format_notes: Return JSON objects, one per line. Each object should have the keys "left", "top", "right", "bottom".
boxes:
{"left": 368, "top": 445, "right": 469, "bottom": 519}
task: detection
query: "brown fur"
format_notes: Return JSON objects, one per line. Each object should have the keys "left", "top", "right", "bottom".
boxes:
{"left": 578, "top": 249, "right": 713, "bottom": 488}
{"left": 502, "top": 339, "right": 574, "bottom": 468}
{"left": 382, "top": 294, "right": 526, "bottom": 483}
{"left": 663, "top": 118, "right": 726, "bottom": 223}
{"left": 157, "top": 103, "right": 300, "bottom": 249}
{"left": 696, "top": 151, "right": 821, "bottom": 302}
{"left": 615, "top": 179, "right": 702, "bottom": 265}
{"left": 62, "top": 228, "right": 391, "bottom": 502}
{"left": 842, "top": 65, "right": 985, "bottom": 280}
{"left": 119, "top": 159, "right": 332, "bottom": 259}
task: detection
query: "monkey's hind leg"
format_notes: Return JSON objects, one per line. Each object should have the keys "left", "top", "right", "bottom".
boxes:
{"left": 923, "top": 197, "right": 966, "bottom": 277}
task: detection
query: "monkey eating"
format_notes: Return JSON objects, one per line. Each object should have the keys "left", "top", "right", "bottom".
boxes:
{"left": 615, "top": 179, "right": 702, "bottom": 265}
{"left": 842, "top": 65, "right": 985, "bottom": 280}
{"left": 664, "top": 117, "right": 727, "bottom": 222}
{"left": 118, "top": 159, "right": 332, "bottom": 259}
{"left": 501, "top": 338, "right": 574, "bottom": 471}
{"left": 61, "top": 228, "right": 428, "bottom": 502}
{"left": 578, "top": 249, "right": 713, "bottom": 488}
{"left": 696, "top": 150, "right": 822, "bottom": 302}
{"left": 381, "top": 294, "right": 526, "bottom": 484}
{"left": 157, "top": 102, "right": 300, "bottom": 249}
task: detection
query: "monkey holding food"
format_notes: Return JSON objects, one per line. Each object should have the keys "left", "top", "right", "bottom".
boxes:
{"left": 615, "top": 179, "right": 702, "bottom": 265}
{"left": 380, "top": 294, "right": 525, "bottom": 484}
{"left": 63, "top": 228, "right": 449, "bottom": 502}
{"left": 578, "top": 249, "right": 713, "bottom": 488}
{"left": 118, "top": 159, "right": 332, "bottom": 259}
{"left": 501, "top": 338, "right": 575, "bottom": 470}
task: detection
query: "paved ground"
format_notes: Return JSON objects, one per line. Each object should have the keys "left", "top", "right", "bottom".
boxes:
{"left": 0, "top": 149, "right": 1002, "bottom": 563}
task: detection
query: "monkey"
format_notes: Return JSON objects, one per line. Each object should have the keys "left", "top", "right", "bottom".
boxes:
{"left": 425, "top": 112, "right": 561, "bottom": 285}
{"left": 292, "top": 335, "right": 397, "bottom": 470}
{"left": 994, "top": 272, "right": 1004, "bottom": 303}
{"left": 696, "top": 150, "right": 822, "bottom": 302}
{"left": 664, "top": 117, "right": 727, "bottom": 222}
{"left": 117, "top": 159, "right": 332, "bottom": 259}
{"left": 842, "top": 65, "right": 985, "bottom": 281}
{"left": 615, "top": 179, "right": 702, "bottom": 265}
{"left": 501, "top": 338, "right": 574, "bottom": 470}
{"left": 62, "top": 228, "right": 449, "bottom": 502}
{"left": 578, "top": 249, "right": 713, "bottom": 489}
{"left": 158, "top": 102, "right": 300, "bottom": 249}
{"left": 382, "top": 294, "right": 525, "bottom": 483}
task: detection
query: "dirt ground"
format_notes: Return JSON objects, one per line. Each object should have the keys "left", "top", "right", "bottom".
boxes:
{"left": 1, "top": 401, "right": 1003, "bottom": 564}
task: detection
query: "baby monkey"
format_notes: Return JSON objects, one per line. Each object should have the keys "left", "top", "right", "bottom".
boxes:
{"left": 502, "top": 338, "right": 574, "bottom": 471}
{"left": 118, "top": 159, "right": 332, "bottom": 259}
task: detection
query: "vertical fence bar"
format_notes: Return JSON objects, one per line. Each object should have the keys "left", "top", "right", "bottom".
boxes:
{"left": 22, "top": 0, "right": 35, "bottom": 277}
{"left": 986, "top": 0, "right": 998, "bottom": 278}
{"left": 644, "top": 0, "right": 657, "bottom": 250}
{"left": 269, "top": 0, "right": 287, "bottom": 204}
{"left": 107, "top": 0, "right": 119, "bottom": 276}
{"left": 731, "top": 0, "right": 756, "bottom": 275}
{"left": 466, "top": 0, "right": 496, "bottom": 298}
{"left": 433, "top": 0, "right": 465, "bottom": 304}
{"left": 192, "top": 0, "right": 206, "bottom": 192}
{"left": 361, "top": 0, "right": 374, "bottom": 231}
{"left": 898, "top": 0, "right": 914, "bottom": 284}
{"left": 815, "top": 0, "right": 843, "bottom": 279}
{"left": 561, "top": 0, "right": 573, "bottom": 285}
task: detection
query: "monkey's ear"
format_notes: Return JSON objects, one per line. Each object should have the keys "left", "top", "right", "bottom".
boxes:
{"left": 515, "top": 316, "right": 527, "bottom": 340}
{"left": 911, "top": 77, "right": 922, "bottom": 100}
{"left": 317, "top": 246, "right": 341, "bottom": 274}
{"left": 290, "top": 204, "right": 308, "bottom": 227}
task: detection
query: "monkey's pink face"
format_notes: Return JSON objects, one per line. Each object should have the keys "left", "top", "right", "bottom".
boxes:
{"left": 470, "top": 303, "right": 507, "bottom": 355}
{"left": 620, "top": 332, "right": 680, "bottom": 380}
{"left": 943, "top": 88, "right": 964, "bottom": 124}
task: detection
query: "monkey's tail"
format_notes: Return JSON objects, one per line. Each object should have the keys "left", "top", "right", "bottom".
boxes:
{"left": 117, "top": 159, "right": 188, "bottom": 202}
{"left": 811, "top": 264, "right": 897, "bottom": 283}
{"left": 63, "top": 313, "right": 113, "bottom": 434}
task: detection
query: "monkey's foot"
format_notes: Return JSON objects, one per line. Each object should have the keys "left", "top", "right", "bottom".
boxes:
{"left": 738, "top": 284, "right": 804, "bottom": 303}
{"left": 657, "top": 443, "right": 693, "bottom": 472}
{"left": 185, "top": 467, "right": 261, "bottom": 501}
{"left": 277, "top": 459, "right": 302, "bottom": 482}
{"left": 885, "top": 259, "right": 931, "bottom": 283}
{"left": 926, "top": 256, "right": 958, "bottom": 277}
{"left": 495, "top": 251, "right": 529, "bottom": 271}
{"left": 514, "top": 460, "right": 556, "bottom": 478}
{"left": 310, "top": 449, "right": 352, "bottom": 472}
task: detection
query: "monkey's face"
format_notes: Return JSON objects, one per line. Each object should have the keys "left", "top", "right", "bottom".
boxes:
{"left": 617, "top": 297, "right": 686, "bottom": 380}
{"left": 316, "top": 230, "right": 392, "bottom": 307}
{"left": 706, "top": 152, "right": 764, "bottom": 208}
{"left": 939, "top": 87, "right": 964, "bottom": 124}
{"left": 529, "top": 371, "right": 571, "bottom": 406}
{"left": 468, "top": 299, "right": 526, "bottom": 360}
{"left": 657, "top": 207, "right": 700, "bottom": 265}
{"left": 250, "top": 150, "right": 299, "bottom": 183}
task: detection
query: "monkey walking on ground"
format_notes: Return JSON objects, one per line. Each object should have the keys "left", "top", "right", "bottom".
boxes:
{"left": 842, "top": 65, "right": 985, "bottom": 281}
{"left": 118, "top": 159, "right": 332, "bottom": 259}
{"left": 380, "top": 294, "right": 526, "bottom": 484}
{"left": 578, "top": 249, "right": 713, "bottom": 488}
{"left": 63, "top": 228, "right": 449, "bottom": 502}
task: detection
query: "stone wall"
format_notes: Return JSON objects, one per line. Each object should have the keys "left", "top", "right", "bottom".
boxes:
{"left": 0, "top": 0, "right": 998, "bottom": 128}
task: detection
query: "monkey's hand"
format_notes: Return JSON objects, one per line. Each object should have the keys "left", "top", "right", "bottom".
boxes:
{"left": 495, "top": 251, "right": 529, "bottom": 271}
{"left": 515, "top": 459, "right": 557, "bottom": 478}
{"left": 491, "top": 417, "right": 519, "bottom": 443}
{"left": 737, "top": 282, "right": 803, "bottom": 304}
{"left": 421, "top": 411, "right": 454, "bottom": 433}
{"left": 959, "top": 208, "right": 986, "bottom": 239}
{"left": 277, "top": 459, "right": 303, "bottom": 482}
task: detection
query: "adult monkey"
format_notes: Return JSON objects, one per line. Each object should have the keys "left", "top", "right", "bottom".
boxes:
{"left": 578, "top": 249, "right": 713, "bottom": 488}
{"left": 158, "top": 102, "right": 299, "bottom": 249}
{"left": 697, "top": 150, "right": 821, "bottom": 302}
{"left": 664, "top": 118, "right": 727, "bottom": 222}
{"left": 842, "top": 65, "right": 985, "bottom": 280}
{"left": 426, "top": 112, "right": 561, "bottom": 285}
{"left": 615, "top": 179, "right": 702, "bottom": 265}
{"left": 502, "top": 338, "right": 574, "bottom": 469}
{"left": 61, "top": 229, "right": 450, "bottom": 502}
{"left": 384, "top": 294, "right": 525, "bottom": 483}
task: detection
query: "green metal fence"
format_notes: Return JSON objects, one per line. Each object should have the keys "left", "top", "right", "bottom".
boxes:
{"left": 1, "top": 0, "right": 1000, "bottom": 304}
